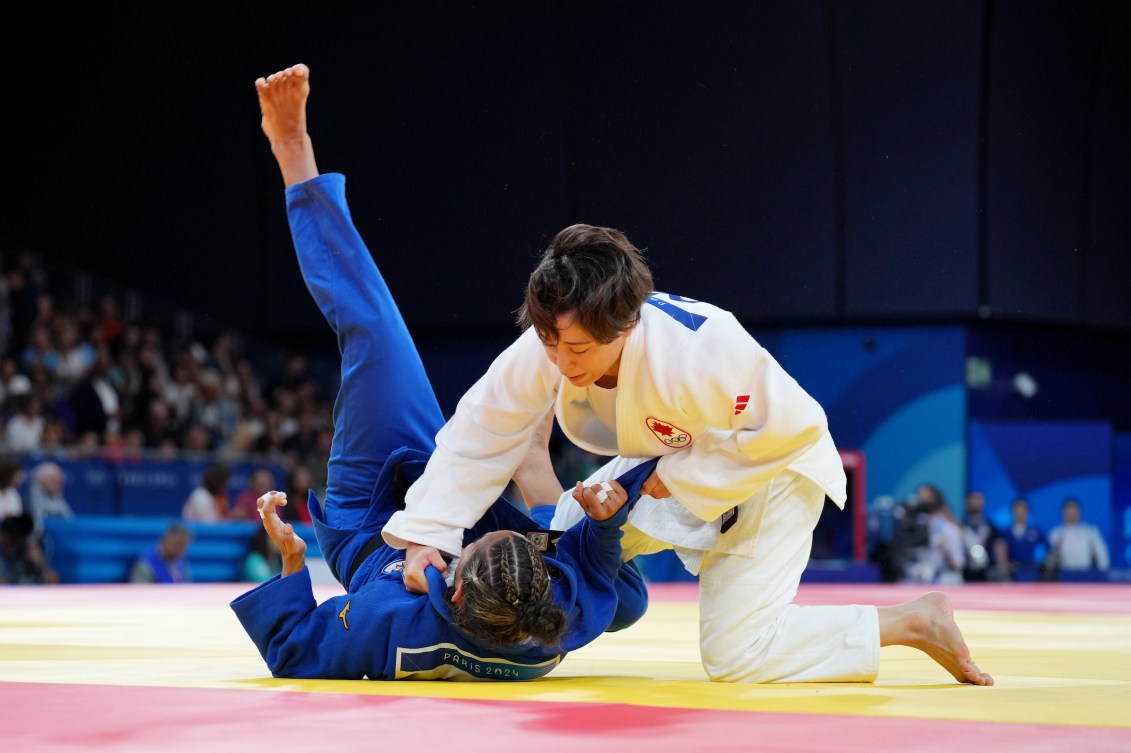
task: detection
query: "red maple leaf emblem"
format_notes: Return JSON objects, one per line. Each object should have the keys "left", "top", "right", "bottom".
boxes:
{"left": 646, "top": 416, "right": 692, "bottom": 447}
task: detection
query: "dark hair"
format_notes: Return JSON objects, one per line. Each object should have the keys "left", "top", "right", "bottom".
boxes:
{"left": 916, "top": 483, "right": 944, "bottom": 512}
{"left": 0, "top": 456, "right": 25, "bottom": 489}
{"left": 201, "top": 463, "right": 231, "bottom": 494}
{"left": 518, "top": 224, "right": 653, "bottom": 344}
{"left": 447, "top": 533, "right": 568, "bottom": 646}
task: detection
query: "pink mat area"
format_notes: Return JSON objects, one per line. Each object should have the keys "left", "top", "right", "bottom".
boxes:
{"left": 6, "top": 682, "right": 1129, "bottom": 753}
{"left": 649, "top": 581, "right": 1131, "bottom": 613}
{"left": 4, "top": 580, "right": 1125, "bottom": 613}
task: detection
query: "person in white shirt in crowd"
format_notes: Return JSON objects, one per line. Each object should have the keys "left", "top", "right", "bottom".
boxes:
{"left": 901, "top": 484, "right": 965, "bottom": 585}
{"left": 5, "top": 394, "right": 46, "bottom": 452}
{"left": 1048, "top": 498, "right": 1110, "bottom": 573}
{"left": 182, "top": 463, "right": 232, "bottom": 523}
{"left": 25, "top": 461, "right": 74, "bottom": 541}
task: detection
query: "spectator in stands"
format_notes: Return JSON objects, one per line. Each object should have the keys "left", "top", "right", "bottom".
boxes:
{"left": 182, "top": 463, "right": 232, "bottom": 523}
{"left": 20, "top": 324, "right": 59, "bottom": 377}
{"left": 161, "top": 351, "right": 198, "bottom": 426}
{"left": 0, "top": 358, "right": 20, "bottom": 404}
{"left": 902, "top": 484, "right": 965, "bottom": 585}
{"left": 142, "top": 399, "right": 182, "bottom": 451}
{"left": 0, "top": 457, "right": 25, "bottom": 520}
{"left": 0, "top": 513, "right": 59, "bottom": 584}
{"left": 181, "top": 424, "right": 211, "bottom": 454}
{"left": 107, "top": 343, "right": 146, "bottom": 424}
{"left": 25, "top": 461, "right": 73, "bottom": 540}
{"left": 206, "top": 331, "right": 238, "bottom": 384}
{"left": 5, "top": 392, "right": 45, "bottom": 452}
{"left": 268, "top": 353, "right": 310, "bottom": 396}
{"left": 230, "top": 467, "right": 277, "bottom": 521}
{"left": 191, "top": 368, "right": 239, "bottom": 449}
{"left": 252, "top": 409, "right": 287, "bottom": 459}
{"left": 284, "top": 463, "right": 314, "bottom": 524}
{"left": 128, "top": 523, "right": 192, "bottom": 583}
{"left": 96, "top": 294, "right": 125, "bottom": 349}
{"left": 229, "top": 358, "right": 262, "bottom": 407}
{"left": 273, "top": 387, "right": 300, "bottom": 442}
{"left": 306, "top": 427, "right": 333, "bottom": 494}
{"left": 1, "top": 372, "right": 34, "bottom": 428}
{"left": 240, "top": 526, "right": 282, "bottom": 582}
{"left": 282, "top": 408, "right": 319, "bottom": 459}
{"left": 68, "top": 344, "right": 120, "bottom": 439}
{"left": 39, "top": 420, "right": 67, "bottom": 453}
{"left": 961, "top": 490, "right": 1003, "bottom": 582}
{"left": 1047, "top": 498, "right": 1110, "bottom": 574}
{"left": 1000, "top": 497, "right": 1046, "bottom": 580}
{"left": 54, "top": 315, "right": 97, "bottom": 390}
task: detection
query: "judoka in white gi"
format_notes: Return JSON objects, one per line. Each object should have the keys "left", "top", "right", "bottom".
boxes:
{"left": 384, "top": 227, "right": 992, "bottom": 686}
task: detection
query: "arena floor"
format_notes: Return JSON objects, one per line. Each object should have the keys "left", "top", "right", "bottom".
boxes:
{"left": 1, "top": 581, "right": 1129, "bottom": 752}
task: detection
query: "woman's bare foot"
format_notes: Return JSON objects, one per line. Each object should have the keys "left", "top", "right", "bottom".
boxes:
{"left": 878, "top": 591, "right": 994, "bottom": 686}
{"left": 255, "top": 63, "right": 319, "bottom": 186}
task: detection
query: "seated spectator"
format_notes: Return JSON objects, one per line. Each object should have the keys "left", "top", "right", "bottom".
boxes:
{"left": 142, "top": 399, "right": 182, "bottom": 450}
{"left": 96, "top": 294, "right": 125, "bottom": 348}
{"left": 999, "top": 497, "right": 1047, "bottom": 580}
{"left": 284, "top": 464, "right": 314, "bottom": 524}
{"left": 0, "top": 513, "right": 60, "bottom": 584}
{"left": 182, "top": 463, "right": 231, "bottom": 523}
{"left": 54, "top": 316, "right": 97, "bottom": 390}
{"left": 128, "top": 523, "right": 192, "bottom": 583}
{"left": 191, "top": 368, "right": 239, "bottom": 449}
{"left": 961, "top": 490, "right": 1003, "bottom": 581}
{"left": 240, "top": 526, "right": 282, "bottom": 582}
{"left": 5, "top": 393, "right": 45, "bottom": 452}
{"left": 19, "top": 324, "right": 59, "bottom": 377}
{"left": 68, "top": 344, "right": 121, "bottom": 439}
{"left": 181, "top": 424, "right": 212, "bottom": 454}
{"left": 902, "top": 484, "right": 965, "bottom": 585}
{"left": 1047, "top": 498, "right": 1110, "bottom": 573}
{"left": 0, "top": 456, "right": 26, "bottom": 520}
{"left": 25, "top": 461, "right": 74, "bottom": 541}
{"left": 229, "top": 467, "right": 277, "bottom": 521}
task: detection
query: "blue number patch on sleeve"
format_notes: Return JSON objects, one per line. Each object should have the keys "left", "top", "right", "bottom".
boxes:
{"left": 646, "top": 294, "right": 709, "bottom": 331}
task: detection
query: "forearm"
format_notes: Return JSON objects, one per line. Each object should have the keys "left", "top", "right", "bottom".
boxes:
{"left": 384, "top": 331, "right": 559, "bottom": 552}
{"left": 512, "top": 455, "right": 563, "bottom": 508}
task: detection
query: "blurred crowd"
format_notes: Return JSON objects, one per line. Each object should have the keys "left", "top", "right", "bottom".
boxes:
{"left": 869, "top": 484, "right": 1111, "bottom": 584}
{"left": 0, "top": 249, "right": 333, "bottom": 583}
{"left": 0, "top": 249, "right": 334, "bottom": 481}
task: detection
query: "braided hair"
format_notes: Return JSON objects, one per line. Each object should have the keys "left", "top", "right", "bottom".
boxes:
{"left": 447, "top": 532, "right": 568, "bottom": 646}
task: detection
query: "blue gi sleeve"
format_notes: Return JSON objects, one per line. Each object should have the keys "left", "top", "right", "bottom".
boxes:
{"left": 231, "top": 567, "right": 410, "bottom": 679}
{"left": 550, "top": 459, "right": 658, "bottom": 649}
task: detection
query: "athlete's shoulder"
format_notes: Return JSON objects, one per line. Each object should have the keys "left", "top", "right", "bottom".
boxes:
{"left": 641, "top": 293, "right": 747, "bottom": 342}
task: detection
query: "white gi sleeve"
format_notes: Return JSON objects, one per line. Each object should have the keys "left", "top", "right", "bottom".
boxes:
{"left": 381, "top": 327, "right": 560, "bottom": 555}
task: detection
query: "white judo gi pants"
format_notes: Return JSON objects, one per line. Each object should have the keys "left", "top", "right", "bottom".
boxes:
{"left": 551, "top": 464, "right": 880, "bottom": 684}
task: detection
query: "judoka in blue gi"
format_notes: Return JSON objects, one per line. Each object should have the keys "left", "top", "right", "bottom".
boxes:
{"left": 231, "top": 63, "right": 651, "bottom": 680}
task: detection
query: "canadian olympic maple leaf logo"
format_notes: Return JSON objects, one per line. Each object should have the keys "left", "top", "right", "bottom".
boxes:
{"left": 645, "top": 417, "right": 692, "bottom": 448}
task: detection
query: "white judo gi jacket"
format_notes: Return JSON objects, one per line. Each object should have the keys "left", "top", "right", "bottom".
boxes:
{"left": 383, "top": 293, "right": 847, "bottom": 561}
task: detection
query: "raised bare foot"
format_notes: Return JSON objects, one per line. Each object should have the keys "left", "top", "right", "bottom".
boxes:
{"left": 879, "top": 591, "right": 995, "bottom": 686}
{"left": 254, "top": 63, "right": 318, "bottom": 186}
